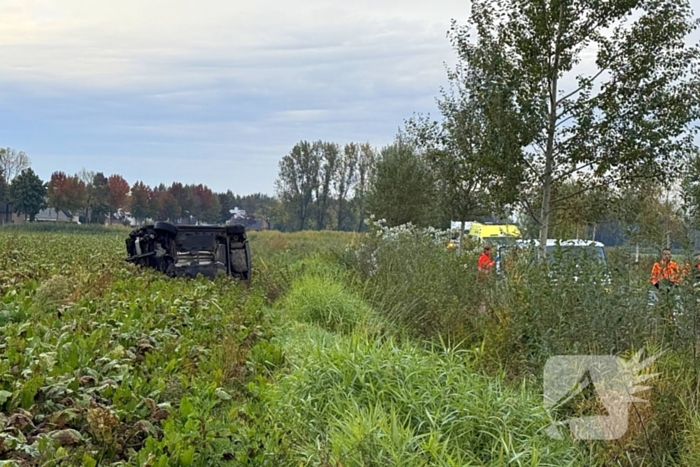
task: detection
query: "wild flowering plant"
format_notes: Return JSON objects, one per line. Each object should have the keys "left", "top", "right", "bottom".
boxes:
{"left": 353, "top": 216, "right": 458, "bottom": 276}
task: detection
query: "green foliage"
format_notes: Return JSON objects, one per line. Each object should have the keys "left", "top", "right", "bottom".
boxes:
{"left": 281, "top": 274, "right": 372, "bottom": 334}
{"left": 275, "top": 140, "right": 321, "bottom": 231}
{"left": 366, "top": 140, "right": 440, "bottom": 228}
{"left": 274, "top": 140, "right": 378, "bottom": 232}
{"left": 254, "top": 331, "right": 584, "bottom": 466}
{"left": 353, "top": 220, "right": 486, "bottom": 343}
{"left": 0, "top": 230, "right": 271, "bottom": 465}
{"left": 129, "top": 180, "right": 151, "bottom": 222}
{"left": 9, "top": 168, "right": 47, "bottom": 222}
{"left": 89, "top": 172, "right": 111, "bottom": 223}
{"left": 447, "top": 0, "right": 700, "bottom": 253}
{"left": 8, "top": 227, "right": 700, "bottom": 465}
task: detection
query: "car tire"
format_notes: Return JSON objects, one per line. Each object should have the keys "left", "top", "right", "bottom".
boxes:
{"left": 244, "top": 241, "right": 252, "bottom": 283}
{"left": 154, "top": 221, "right": 178, "bottom": 237}
{"left": 226, "top": 224, "right": 246, "bottom": 236}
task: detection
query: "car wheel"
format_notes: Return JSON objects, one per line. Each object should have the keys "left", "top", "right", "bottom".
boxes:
{"left": 244, "top": 241, "right": 252, "bottom": 283}
{"left": 226, "top": 224, "right": 246, "bottom": 236}
{"left": 154, "top": 221, "right": 178, "bottom": 237}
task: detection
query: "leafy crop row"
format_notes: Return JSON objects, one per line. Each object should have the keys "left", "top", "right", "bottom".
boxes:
{"left": 0, "top": 232, "right": 271, "bottom": 466}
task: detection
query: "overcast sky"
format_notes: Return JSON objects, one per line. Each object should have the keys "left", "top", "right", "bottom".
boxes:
{"left": 1, "top": 1, "right": 699, "bottom": 196}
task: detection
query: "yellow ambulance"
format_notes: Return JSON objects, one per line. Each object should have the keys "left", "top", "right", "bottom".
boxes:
{"left": 468, "top": 223, "right": 521, "bottom": 246}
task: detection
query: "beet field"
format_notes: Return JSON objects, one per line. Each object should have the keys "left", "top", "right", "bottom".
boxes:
{"left": 0, "top": 224, "right": 698, "bottom": 466}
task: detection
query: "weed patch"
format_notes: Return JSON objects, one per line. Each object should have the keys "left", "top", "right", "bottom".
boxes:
{"left": 281, "top": 273, "right": 372, "bottom": 334}
{"left": 251, "top": 332, "right": 585, "bottom": 466}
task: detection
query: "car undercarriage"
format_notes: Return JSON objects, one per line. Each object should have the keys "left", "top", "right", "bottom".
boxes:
{"left": 125, "top": 221, "right": 251, "bottom": 283}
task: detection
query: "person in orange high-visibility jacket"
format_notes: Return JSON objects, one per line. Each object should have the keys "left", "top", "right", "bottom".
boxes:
{"left": 478, "top": 246, "right": 496, "bottom": 281}
{"left": 650, "top": 248, "right": 681, "bottom": 289}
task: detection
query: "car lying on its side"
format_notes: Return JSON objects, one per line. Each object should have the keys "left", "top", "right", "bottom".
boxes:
{"left": 125, "top": 221, "right": 251, "bottom": 283}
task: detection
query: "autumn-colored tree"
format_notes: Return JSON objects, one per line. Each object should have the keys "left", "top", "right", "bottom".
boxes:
{"left": 65, "top": 175, "right": 87, "bottom": 215}
{"left": 108, "top": 174, "right": 130, "bottom": 224}
{"left": 47, "top": 171, "right": 70, "bottom": 220}
{"left": 184, "top": 184, "right": 218, "bottom": 222}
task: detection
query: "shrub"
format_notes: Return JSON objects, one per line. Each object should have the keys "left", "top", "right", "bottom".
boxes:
{"left": 352, "top": 219, "right": 490, "bottom": 345}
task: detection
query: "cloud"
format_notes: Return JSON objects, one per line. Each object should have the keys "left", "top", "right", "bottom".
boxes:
{"left": 0, "top": 0, "right": 698, "bottom": 195}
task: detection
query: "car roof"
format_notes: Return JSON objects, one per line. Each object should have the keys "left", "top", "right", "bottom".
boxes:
{"left": 511, "top": 239, "right": 605, "bottom": 247}
{"left": 546, "top": 239, "right": 605, "bottom": 247}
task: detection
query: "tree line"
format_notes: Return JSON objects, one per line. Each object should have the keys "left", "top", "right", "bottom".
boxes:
{"left": 0, "top": 148, "right": 277, "bottom": 226}
{"left": 5, "top": 0, "right": 700, "bottom": 246}
{"left": 272, "top": 0, "right": 700, "bottom": 253}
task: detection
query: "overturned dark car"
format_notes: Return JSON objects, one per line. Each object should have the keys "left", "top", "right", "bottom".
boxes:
{"left": 125, "top": 221, "right": 251, "bottom": 283}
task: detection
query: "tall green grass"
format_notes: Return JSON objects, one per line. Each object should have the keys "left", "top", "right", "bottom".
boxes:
{"left": 252, "top": 328, "right": 587, "bottom": 466}
{"left": 0, "top": 222, "right": 132, "bottom": 235}
{"left": 228, "top": 258, "right": 589, "bottom": 466}
{"left": 350, "top": 228, "right": 700, "bottom": 465}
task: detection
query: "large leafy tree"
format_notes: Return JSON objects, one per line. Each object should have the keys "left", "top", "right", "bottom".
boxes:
{"left": 449, "top": 0, "right": 700, "bottom": 257}
{"left": 129, "top": 181, "right": 151, "bottom": 224}
{"left": 275, "top": 141, "right": 320, "bottom": 231}
{"left": 9, "top": 168, "right": 46, "bottom": 221}
{"left": 406, "top": 98, "right": 495, "bottom": 247}
{"left": 48, "top": 171, "right": 86, "bottom": 220}
{"left": 89, "top": 173, "right": 110, "bottom": 224}
{"left": 315, "top": 142, "right": 339, "bottom": 230}
{"left": 335, "top": 143, "right": 359, "bottom": 231}
{"left": 366, "top": 139, "right": 438, "bottom": 228}
{"left": 66, "top": 175, "right": 88, "bottom": 216}
{"left": 314, "top": 141, "right": 340, "bottom": 230}
{"left": 218, "top": 190, "right": 236, "bottom": 224}
{"left": 168, "top": 182, "right": 189, "bottom": 220}
{"left": 159, "top": 191, "right": 181, "bottom": 222}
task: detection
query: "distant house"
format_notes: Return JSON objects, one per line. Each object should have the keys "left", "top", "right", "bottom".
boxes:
{"left": 35, "top": 208, "right": 76, "bottom": 223}
{"left": 0, "top": 202, "right": 23, "bottom": 224}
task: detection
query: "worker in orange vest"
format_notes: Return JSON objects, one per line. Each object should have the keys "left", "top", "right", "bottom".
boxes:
{"left": 650, "top": 248, "right": 681, "bottom": 290}
{"left": 478, "top": 245, "right": 496, "bottom": 280}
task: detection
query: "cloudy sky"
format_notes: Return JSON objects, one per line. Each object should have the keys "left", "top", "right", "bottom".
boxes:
{"left": 1, "top": 1, "right": 699, "bottom": 195}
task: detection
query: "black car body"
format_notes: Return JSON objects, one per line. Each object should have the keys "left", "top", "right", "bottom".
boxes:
{"left": 125, "top": 221, "right": 251, "bottom": 283}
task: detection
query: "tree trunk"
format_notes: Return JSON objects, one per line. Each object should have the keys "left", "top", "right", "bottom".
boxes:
{"left": 459, "top": 220, "right": 465, "bottom": 254}
{"left": 337, "top": 198, "right": 344, "bottom": 230}
{"left": 538, "top": 3, "right": 564, "bottom": 261}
